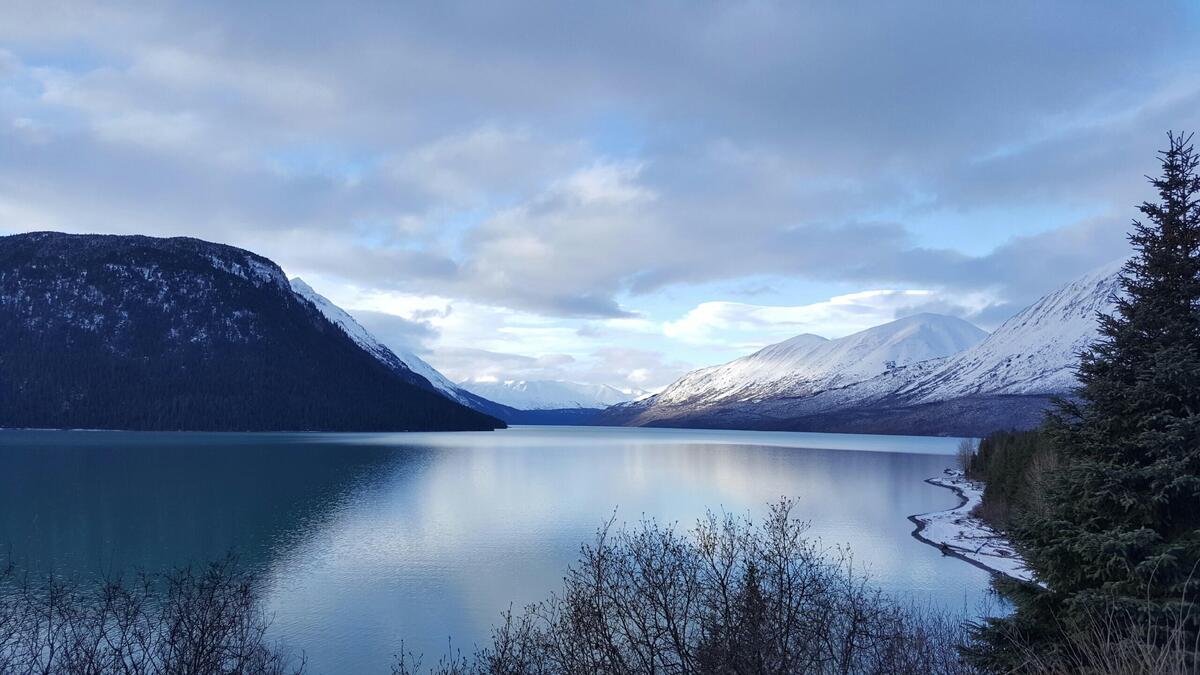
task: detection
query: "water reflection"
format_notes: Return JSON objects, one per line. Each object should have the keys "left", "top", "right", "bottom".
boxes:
{"left": 0, "top": 431, "right": 411, "bottom": 576}
{"left": 0, "top": 426, "right": 990, "bottom": 674}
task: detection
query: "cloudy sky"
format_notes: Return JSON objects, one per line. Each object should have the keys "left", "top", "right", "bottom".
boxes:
{"left": 2, "top": 2, "right": 1198, "bottom": 391}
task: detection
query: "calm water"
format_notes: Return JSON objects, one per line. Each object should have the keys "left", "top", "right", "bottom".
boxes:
{"left": 0, "top": 425, "right": 993, "bottom": 673}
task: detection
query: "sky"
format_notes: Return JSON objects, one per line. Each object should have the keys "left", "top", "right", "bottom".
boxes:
{"left": 2, "top": 1, "right": 1198, "bottom": 392}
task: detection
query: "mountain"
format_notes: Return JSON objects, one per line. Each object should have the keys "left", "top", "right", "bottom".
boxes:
{"left": 900, "top": 261, "right": 1124, "bottom": 402}
{"left": 290, "top": 278, "right": 475, "bottom": 407}
{"left": 459, "top": 379, "right": 645, "bottom": 410}
{"left": 289, "top": 279, "right": 613, "bottom": 425}
{"left": 649, "top": 313, "right": 987, "bottom": 409}
{"left": 604, "top": 264, "right": 1123, "bottom": 436}
{"left": 0, "top": 232, "right": 503, "bottom": 432}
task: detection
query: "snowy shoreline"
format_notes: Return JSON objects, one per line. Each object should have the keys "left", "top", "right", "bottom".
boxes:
{"left": 908, "top": 469, "right": 1037, "bottom": 584}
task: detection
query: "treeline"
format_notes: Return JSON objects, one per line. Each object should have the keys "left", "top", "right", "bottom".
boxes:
{"left": 0, "top": 329, "right": 499, "bottom": 432}
{"left": 962, "top": 429, "right": 1057, "bottom": 530}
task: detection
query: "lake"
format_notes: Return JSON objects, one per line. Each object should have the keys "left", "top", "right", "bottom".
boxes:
{"left": 0, "top": 425, "right": 994, "bottom": 673}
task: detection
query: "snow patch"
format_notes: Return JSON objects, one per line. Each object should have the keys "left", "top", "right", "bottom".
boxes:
{"left": 909, "top": 469, "right": 1038, "bottom": 584}
{"left": 905, "top": 260, "right": 1124, "bottom": 402}
{"left": 207, "top": 254, "right": 287, "bottom": 288}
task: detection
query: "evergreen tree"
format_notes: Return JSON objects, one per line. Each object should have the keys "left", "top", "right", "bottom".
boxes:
{"left": 975, "top": 132, "right": 1200, "bottom": 666}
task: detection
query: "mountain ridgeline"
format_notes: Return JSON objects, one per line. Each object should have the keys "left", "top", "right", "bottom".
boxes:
{"left": 603, "top": 263, "right": 1124, "bottom": 436}
{"left": 0, "top": 232, "right": 1127, "bottom": 436}
{"left": 458, "top": 379, "right": 645, "bottom": 411}
{"left": 0, "top": 232, "right": 503, "bottom": 432}
{"left": 288, "top": 279, "right": 606, "bottom": 425}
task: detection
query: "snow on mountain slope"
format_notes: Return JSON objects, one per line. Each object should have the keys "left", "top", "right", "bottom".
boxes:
{"left": 650, "top": 313, "right": 988, "bottom": 409}
{"left": 459, "top": 379, "right": 643, "bottom": 410}
{"left": 290, "top": 278, "right": 472, "bottom": 405}
{"left": 289, "top": 278, "right": 649, "bottom": 417}
{"left": 905, "top": 261, "right": 1124, "bottom": 402}
{"left": 789, "top": 260, "right": 1126, "bottom": 413}
{"left": 606, "top": 262, "right": 1126, "bottom": 434}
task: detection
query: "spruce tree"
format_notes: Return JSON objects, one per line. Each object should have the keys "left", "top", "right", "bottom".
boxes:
{"left": 980, "top": 133, "right": 1200, "bottom": 665}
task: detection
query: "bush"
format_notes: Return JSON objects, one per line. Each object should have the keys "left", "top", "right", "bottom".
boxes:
{"left": 5, "top": 504, "right": 1195, "bottom": 673}
{"left": 0, "top": 556, "right": 304, "bottom": 675}
{"left": 394, "top": 499, "right": 978, "bottom": 675}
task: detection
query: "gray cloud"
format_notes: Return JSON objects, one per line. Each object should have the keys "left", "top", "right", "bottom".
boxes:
{"left": 0, "top": 0, "right": 1196, "bottom": 322}
{"left": 352, "top": 310, "right": 440, "bottom": 353}
{"left": 431, "top": 348, "right": 576, "bottom": 384}
{"left": 423, "top": 344, "right": 689, "bottom": 392}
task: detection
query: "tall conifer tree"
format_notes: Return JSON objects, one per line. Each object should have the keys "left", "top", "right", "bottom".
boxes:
{"left": 1029, "top": 132, "right": 1200, "bottom": 606}
{"left": 980, "top": 133, "right": 1200, "bottom": 666}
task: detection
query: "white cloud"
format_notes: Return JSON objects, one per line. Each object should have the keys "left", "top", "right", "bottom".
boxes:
{"left": 664, "top": 289, "right": 986, "bottom": 348}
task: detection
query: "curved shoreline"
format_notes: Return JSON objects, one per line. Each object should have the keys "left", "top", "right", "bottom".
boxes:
{"left": 908, "top": 478, "right": 1013, "bottom": 580}
{"left": 908, "top": 471, "right": 1036, "bottom": 584}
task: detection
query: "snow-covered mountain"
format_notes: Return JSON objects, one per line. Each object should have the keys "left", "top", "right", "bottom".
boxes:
{"left": 606, "top": 262, "right": 1125, "bottom": 435}
{"left": 902, "top": 261, "right": 1124, "bottom": 402}
{"left": 649, "top": 313, "right": 987, "bottom": 409}
{"left": 459, "top": 379, "right": 645, "bottom": 410}
{"left": 289, "top": 279, "right": 645, "bottom": 423}
{"left": 812, "top": 260, "right": 1125, "bottom": 409}
{"left": 290, "top": 278, "right": 469, "bottom": 404}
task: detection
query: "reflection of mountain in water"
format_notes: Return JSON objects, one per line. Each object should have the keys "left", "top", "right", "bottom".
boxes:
{"left": 0, "top": 430, "right": 426, "bottom": 578}
{"left": 1, "top": 426, "right": 990, "bottom": 673}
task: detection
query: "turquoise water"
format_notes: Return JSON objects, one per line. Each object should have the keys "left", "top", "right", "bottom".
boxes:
{"left": 0, "top": 425, "right": 992, "bottom": 673}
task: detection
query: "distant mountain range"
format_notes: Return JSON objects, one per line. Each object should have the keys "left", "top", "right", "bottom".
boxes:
{"left": 602, "top": 262, "right": 1123, "bottom": 436}
{"left": 290, "top": 278, "right": 633, "bottom": 424}
{"left": 0, "top": 231, "right": 1125, "bottom": 436}
{"left": 459, "top": 379, "right": 646, "bottom": 410}
{"left": 0, "top": 232, "right": 503, "bottom": 432}
{"left": 291, "top": 278, "right": 489, "bottom": 409}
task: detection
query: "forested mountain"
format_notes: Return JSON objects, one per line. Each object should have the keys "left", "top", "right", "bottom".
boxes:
{"left": 0, "top": 232, "right": 503, "bottom": 431}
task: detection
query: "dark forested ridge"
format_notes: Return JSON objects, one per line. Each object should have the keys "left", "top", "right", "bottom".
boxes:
{"left": 0, "top": 232, "right": 504, "bottom": 432}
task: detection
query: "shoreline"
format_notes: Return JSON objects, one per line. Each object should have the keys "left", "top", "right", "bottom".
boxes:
{"left": 908, "top": 469, "right": 1036, "bottom": 584}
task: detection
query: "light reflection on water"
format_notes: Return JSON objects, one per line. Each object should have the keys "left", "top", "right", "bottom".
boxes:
{"left": 0, "top": 425, "right": 993, "bottom": 673}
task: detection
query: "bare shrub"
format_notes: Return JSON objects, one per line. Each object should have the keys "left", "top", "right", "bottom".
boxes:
{"left": 0, "top": 556, "right": 303, "bottom": 675}
{"left": 957, "top": 438, "right": 979, "bottom": 474}
{"left": 397, "top": 499, "right": 979, "bottom": 674}
{"left": 1019, "top": 445, "right": 1060, "bottom": 523}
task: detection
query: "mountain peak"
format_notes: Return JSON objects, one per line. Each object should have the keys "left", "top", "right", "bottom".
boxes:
{"left": 647, "top": 309, "right": 986, "bottom": 409}
{"left": 459, "top": 378, "right": 641, "bottom": 410}
{"left": 904, "top": 260, "right": 1125, "bottom": 401}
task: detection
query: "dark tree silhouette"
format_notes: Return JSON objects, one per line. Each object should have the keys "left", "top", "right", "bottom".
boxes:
{"left": 973, "top": 132, "right": 1200, "bottom": 670}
